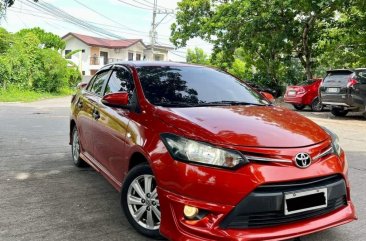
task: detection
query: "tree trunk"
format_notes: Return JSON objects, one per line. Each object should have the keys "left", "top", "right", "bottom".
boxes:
{"left": 300, "top": 15, "right": 317, "bottom": 80}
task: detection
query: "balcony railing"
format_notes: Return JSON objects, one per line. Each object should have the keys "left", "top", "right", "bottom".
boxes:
{"left": 90, "top": 57, "right": 124, "bottom": 65}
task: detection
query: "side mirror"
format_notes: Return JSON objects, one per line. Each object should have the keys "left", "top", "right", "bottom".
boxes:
{"left": 260, "top": 91, "right": 275, "bottom": 103}
{"left": 77, "top": 82, "right": 88, "bottom": 89}
{"left": 102, "top": 92, "right": 129, "bottom": 107}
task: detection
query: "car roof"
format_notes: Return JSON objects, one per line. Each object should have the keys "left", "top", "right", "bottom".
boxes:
{"left": 327, "top": 68, "right": 366, "bottom": 73}
{"left": 106, "top": 61, "right": 204, "bottom": 68}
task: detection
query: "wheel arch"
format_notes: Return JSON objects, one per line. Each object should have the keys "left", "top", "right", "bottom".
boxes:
{"left": 69, "top": 119, "right": 76, "bottom": 145}
{"left": 128, "top": 152, "right": 149, "bottom": 171}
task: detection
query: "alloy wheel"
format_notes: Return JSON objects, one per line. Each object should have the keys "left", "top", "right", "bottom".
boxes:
{"left": 127, "top": 174, "right": 161, "bottom": 230}
{"left": 72, "top": 129, "right": 80, "bottom": 164}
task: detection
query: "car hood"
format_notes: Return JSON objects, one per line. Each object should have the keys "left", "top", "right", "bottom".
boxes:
{"left": 155, "top": 105, "right": 329, "bottom": 148}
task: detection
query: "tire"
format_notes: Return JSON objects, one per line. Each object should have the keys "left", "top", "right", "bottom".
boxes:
{"left": 121, "top": 164, "right": 163, "bottom": 239}
{"left": 310, "top": 97, "right": 324, "bottom": 112}
{"left": 293, "top": 104, "right": 305, "bottom": 110}
{"left": 71, "top": 126, "right": 87, "bottom": 167}
{"left": 331, "top": 108, "right": 349, "bottom": 117}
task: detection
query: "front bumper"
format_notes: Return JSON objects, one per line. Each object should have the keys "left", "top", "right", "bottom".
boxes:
{"left": 153, "top": 143, "right": 356, "bottom": 241}
{"left": 159, "top": 188, "right": 356, "bottom": 241}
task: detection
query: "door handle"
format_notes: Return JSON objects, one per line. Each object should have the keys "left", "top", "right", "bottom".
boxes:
{"left": 92, "top": 109, "right": 100, "bottom": 120}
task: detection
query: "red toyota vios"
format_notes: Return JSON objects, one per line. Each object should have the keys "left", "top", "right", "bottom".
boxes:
{"left": 70, "top": 62, "right": 356, "bottom": 241}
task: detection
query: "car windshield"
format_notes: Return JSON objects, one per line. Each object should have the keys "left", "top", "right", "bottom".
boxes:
{"left": 136, "top": 66, "right": 269, "bottom": 107}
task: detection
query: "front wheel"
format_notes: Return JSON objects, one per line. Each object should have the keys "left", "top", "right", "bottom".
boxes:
{"left": 331, "top": 108, "right": 349, "bottom": 117}
{"left": 293, "top": 104, "right": 305, "bottom": 110}
{"left": 121, "top": 164, "right": 163, "bottom": 239}
{"left": 310, "top": 97, "right": 323, "bottom": 112}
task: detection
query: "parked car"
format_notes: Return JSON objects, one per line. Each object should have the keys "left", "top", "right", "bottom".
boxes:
{"left": 247, "top": 82, "right": 279, "bottom": 97}
{"left": 320, "top": 69, "right": 366, "bottom": 117}
{"left": 284, "top": 78, "right": 323, "bottom": 111}
{"left": 70, "top": 62, "right": 356, "bottom": 241}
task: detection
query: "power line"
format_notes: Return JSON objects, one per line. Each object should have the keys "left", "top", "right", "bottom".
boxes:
{"left": 139, "top": 0, "right": 174, "bottom": 11}
{"left": 21, "top": 0, "right": 125, "bottom": 40}
{"left": 72, "top": 0, "right": 147, "bottom": 34}
{"left": 115, "top": 0, "right": 152, "bottom": 10}
{"left": 8, "top": 6, "right": 173, "bottom": 42}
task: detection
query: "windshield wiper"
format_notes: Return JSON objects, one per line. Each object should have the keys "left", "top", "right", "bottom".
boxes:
{"left": 204, "top": 101, "right": 267, "bottom": 106}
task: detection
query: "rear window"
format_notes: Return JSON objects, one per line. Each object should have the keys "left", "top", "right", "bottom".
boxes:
{"left": 324, "top": 71, "right": 352, "bottom": 84}
{"left": 299, "top": 79, "right": 316, "bottom": 86}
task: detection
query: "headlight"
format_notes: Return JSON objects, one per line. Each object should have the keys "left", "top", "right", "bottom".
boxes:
{"left": 161, "top": 133, "right": 248, "bottom": 169}
{"left": 321, "top": 127, "right": 342, "bottom": 156}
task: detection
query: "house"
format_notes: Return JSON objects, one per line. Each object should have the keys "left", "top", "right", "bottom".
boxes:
{"left": 144, "top": 44, "right": 175, "bottom": 62}
{"left": 62, "top": 32, "right": 173, "bottom": 76}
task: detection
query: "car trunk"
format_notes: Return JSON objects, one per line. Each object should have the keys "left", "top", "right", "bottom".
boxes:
{"left": 322, "top": 71, "right": 352, "bottom": 89}
{"left": 320, "top": 70, "right": 353, "bottom": 105}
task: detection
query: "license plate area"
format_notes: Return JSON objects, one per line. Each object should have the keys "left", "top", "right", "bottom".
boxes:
{"left": 287, "top": 90, "right": 296, "bottom": 96}
{"left": 326, "top": 87, "right": 340, "bottom": 93}
{"left": 284, "top": 188, "right": 327, "bottom": 215}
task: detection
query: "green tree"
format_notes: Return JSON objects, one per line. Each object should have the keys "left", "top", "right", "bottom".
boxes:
{"left": 171, "top": 0, "right": 356, "bottom": 84}
{"left": 0, "top": 27, "right": 80, "bottom": 92}
{"left": 17, "top": 27, "right": 66, "bottom": 50}
{"left": 186, "top": 47, "right": 210, "bottom": 65}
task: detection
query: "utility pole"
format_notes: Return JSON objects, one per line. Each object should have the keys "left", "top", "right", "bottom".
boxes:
{"left": 150, "top": 0, "right": 157, "bottom": 61}
{"left": 149, "top": 0, "right": 174, "bottom": 61}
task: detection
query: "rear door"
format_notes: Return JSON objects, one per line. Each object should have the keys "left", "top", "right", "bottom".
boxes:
{"left": 92, "top": 66, "right": 135, "bottom": 182}
{"left": 76, "top": 70, "right": 111, "bottom": 157}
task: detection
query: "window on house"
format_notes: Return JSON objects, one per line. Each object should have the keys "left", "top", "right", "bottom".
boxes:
{"left": 136, "top": 53, "right": 141, "bottom": 61}
{"left": 65, "top": 50, "right": 72, "bottom": 59}
{"left": 128, "top": 52, "right": 134, "bottom": 61}
{"left": 82, "top": 71, "right": 85, "bottom": 76}
{"left": 82, "top": 49, "right": 85, "bottom": 53}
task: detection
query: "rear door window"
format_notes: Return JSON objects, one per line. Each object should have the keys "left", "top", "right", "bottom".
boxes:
{"left": 323, "top": 71, "right": 352, "bottom": 85}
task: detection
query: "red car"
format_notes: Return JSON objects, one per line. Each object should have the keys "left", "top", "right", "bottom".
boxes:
{"left": 284, "top": 79, "right": 323, "bottom": 111}
{"left": 70, "top": 62, "right": 356, "bottom": 241}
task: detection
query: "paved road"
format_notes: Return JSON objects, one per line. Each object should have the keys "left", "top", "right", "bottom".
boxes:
{"left": 0, "top": 97, "right": 365, "bottom": 241}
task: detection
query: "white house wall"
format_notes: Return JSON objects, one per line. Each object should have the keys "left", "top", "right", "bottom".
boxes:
{"left": 63, "top": 38, "right": 91, "bottom": 75}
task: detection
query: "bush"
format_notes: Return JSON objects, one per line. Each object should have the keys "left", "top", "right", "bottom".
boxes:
{"left": 0, "top": 27, "right": 80, "bottom": 93}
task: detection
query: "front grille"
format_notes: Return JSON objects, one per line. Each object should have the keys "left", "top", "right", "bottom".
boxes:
{"left": 229, "top": 196, "right": 346, "bottom": 228}
{"left": 220, "top": 175, "right": 348, "bottom": 229}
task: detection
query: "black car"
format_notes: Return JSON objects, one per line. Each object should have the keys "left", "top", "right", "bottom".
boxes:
{"left": 246, "top": 82, "right": 279, "bottom": 97}
{"left": 320, "top": 69, "right": 366, "bottom": 118}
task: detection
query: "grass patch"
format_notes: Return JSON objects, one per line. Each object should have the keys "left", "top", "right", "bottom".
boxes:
{"left": 0, "top": 86, "right": 73, "bottom": 102}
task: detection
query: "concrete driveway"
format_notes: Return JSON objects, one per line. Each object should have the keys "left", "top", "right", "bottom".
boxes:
{"left": 0, "top": 97, "right": 365, "bottom": 241}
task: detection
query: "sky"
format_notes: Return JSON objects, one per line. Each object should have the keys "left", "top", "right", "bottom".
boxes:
{"left": 0, "top": 0, "right": 213, "bottom": 61}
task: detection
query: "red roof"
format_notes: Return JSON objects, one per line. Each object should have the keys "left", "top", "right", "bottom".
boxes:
{"left": 62, "top": 32, "right": 145, "bottom": 49}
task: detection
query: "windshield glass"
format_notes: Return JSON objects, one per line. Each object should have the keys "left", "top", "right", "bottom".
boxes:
{"left": 136, "top": 66, "right": 269, "bottom": 106}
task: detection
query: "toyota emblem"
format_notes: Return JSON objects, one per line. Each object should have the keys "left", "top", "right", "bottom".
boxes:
{"left": 294, "top": 153, "right": 312, "bottom": 168}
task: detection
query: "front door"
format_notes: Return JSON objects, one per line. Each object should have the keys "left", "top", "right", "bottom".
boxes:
{"left": 100, "top": 51, "right": 109, "bottom": 65}
{"left": 92, "top": 66, "right": 135, "bottom": 183}
{"left": 77, "top": 70, "right": 111, "bottom": 156}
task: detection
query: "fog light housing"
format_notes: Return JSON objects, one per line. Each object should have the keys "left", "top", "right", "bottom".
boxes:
{"left": 183, "top": 205, "right": 199, "bottom": 219}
